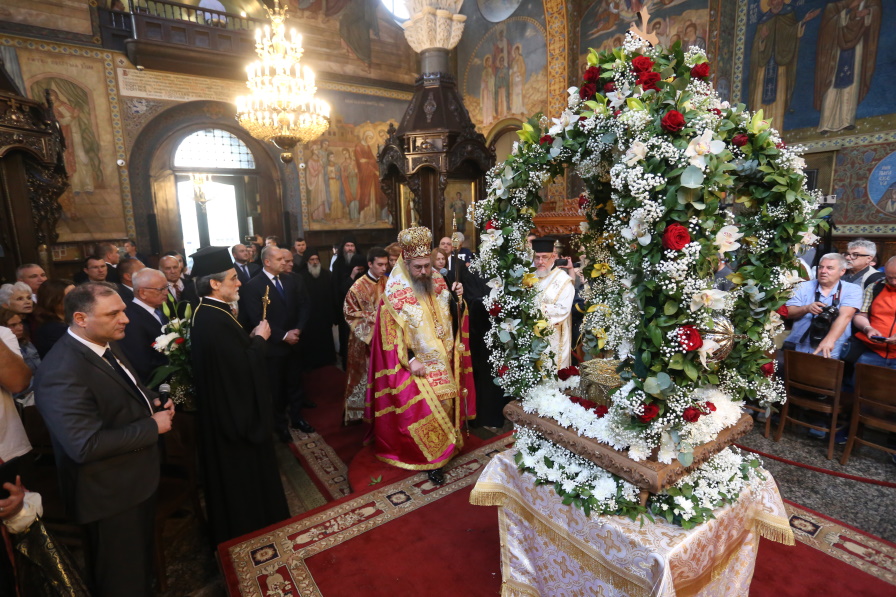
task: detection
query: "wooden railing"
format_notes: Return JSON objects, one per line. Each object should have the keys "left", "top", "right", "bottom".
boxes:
{"left": 127, "top": 0, "right": 264, "bottom": 32}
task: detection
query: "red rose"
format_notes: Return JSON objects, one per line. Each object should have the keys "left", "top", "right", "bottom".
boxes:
{"left": 583, "top": 65, "right": 600, "bottom": 83}
{"left": 580, "top": 399, "right": 598, "bottom": 410}
{"left": 485, "top": 220, "right": 497, "bottom": 231}
{"left": 776, "top": 305, "right": 789, "bottom": 318}
{"left": 613, "top": 109, "right": 621, "bottom": 117}
{"left": 603, "top": 81, "right": 616, "bottom": 93}
{"left": 595, "top": 404, "right": 609, "bottom": 418}
{"left": 569, "top": 396, "right": 582, "bottom": 405}
{"left": 690, "top": 62, "right": 710, "bottom": 79}
{"left": 661, "top": 110, "right": 686, "bottom": 132}
{"left": 662, "top": 223, "right": 691, "bottom": 251}
{"left": 637, "top": 71, "right": 661, "bottom": 91}
{"left": 683, "top": 406, "right": 702, "bottom": 423}
{"left": 497, "top": 365, "right": 509, "bottom": 377}
{"left": 558, "top": 365, "right": 580, "bottom": 381}
{"left": 579, "top": 83, "right": 597, "bottom": 100}
{"left": 677, "top": 326, "right": 703, "bottom": 351}
{"left": 638, "top": 403, "right": 660, "bottom": 423}
{"left": 631, "top": 56, "right": 654, "bottom": 73}
{"left": 540, "top": 134, "right": 553, "bottom": 145}
{"left": 705, "top": 402, "right": 716, "bottom": 412}
{"left": 578, "top": 194, "right": 589, "bottom": 209}
{"left": 760, "top": 362, "right": 775, "bottom": 378}
{"left": 174, "top": 337, "right": 185, "bottom": 345}
{"left": 488, "top": 303, "right": 502, "bottom": 317}
{"left": 731, "top": 133, "right": 749, "bottom": 147}
{"left": 776, "top": 142, "right": 786, "bottom": 149}
{"left": 709, "top": 108, "right": 721, "bottom": 116}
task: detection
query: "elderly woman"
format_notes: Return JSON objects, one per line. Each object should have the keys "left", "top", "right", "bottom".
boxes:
{"left": 0, "top": 308, "right": 39, "bottom": 406}
{"left": 0, "top": 282, "right": 33, "bottom": 317}
{"left": 32, "top": 279, "right": 74, "bottom": 358}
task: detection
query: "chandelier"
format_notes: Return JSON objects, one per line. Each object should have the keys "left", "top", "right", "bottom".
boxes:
{"left": 191, "top": 173, "right": 213, "bottom": 212}
{"left": 235, "top": 0, "right": 330, "bottom": 164}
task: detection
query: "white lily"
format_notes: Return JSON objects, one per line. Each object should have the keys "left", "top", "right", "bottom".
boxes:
{"left": 549, "top": 136, "right": 564, "bottom": 159}
{"left": 690, "top": 289, "right": 728, "bottom": 312}
{"left": 697, "top": 338, "right": 721, "bottom": 368}
{"left": 548, "top": 110, "right": 581, "bottom": 135}
{"left": 482, "top": 228, "right": 504, "bottom": 250}
{"left": 782, "top": 269, "right": 803, "bottom": 288}
{"left": 606, "top": 82, "right": 631, "bottom": 110}
{"left": 624, "top": 141, "right": 648, "bottom": 166}
{"left": 685, "top": 130, "right": 726, "bottom": 170}
{"left": 487, "top": 277, "right": 503, "bottom": 299}
{"left": 715, "top": 225, "right": 743, "bottom": 252}
{"left": 500, "top": 318, "right": 521, "bottom": 333}
{"left": 621, "top": 218, "right": 651, "bottom": 246}
{"left": 799, "top": 230, "right": 818, "bottom": 246}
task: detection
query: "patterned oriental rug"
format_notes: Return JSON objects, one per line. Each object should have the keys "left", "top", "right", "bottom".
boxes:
{"left": 220, "top": 435, "right": 896, "bottom": 597}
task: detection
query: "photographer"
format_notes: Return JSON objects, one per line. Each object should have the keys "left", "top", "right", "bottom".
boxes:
{"left": 784, "top": 253, "right": 862, "bottom": 358}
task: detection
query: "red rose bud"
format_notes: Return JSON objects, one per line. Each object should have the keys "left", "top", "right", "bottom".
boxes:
{"left": 760, "top": 362, "right": 775, "bottom": 377}
{"left": 705, "top": 401, "right": 716, "bottom": 412}
{"left": 677, "top": 325, "right": 703, "bottom": 351}
{"left": 569, "top": 396, "right": 581, "bottom": 405}
{"left": 661, "top": 223, "right": 691, "bottom": 251}
{"left": 776, "top": 305, "right": 789, "bottom": 318}
{"left": 690, "top": 62, "right": 710, "bottom": 79}
{"left": 485, "top": 220, "right": 497, "bottom": 231}
{"left": 488, "top": 303, "right": 502, "bottom": 317}
{"left": 709, "top": 108, "right": 721, "bottom": 116}
{"left": 661, "top": 110, "right": 686, "bottom": 133}
{"left": 579, "top": 83, "right": 597, "bottom": 100}
{"left": 583, "top": 65, "right": 600, "bottom": 83}
{"left": 540, "top": 134, "right": 554, "bottom": 145}
{"left": 174, "top": 337, "right": 185, "bottom": 345}
{"left": 558, "top": 366, "right": 580, "bottom": 381}
{"left": 603, "top": 81, "right": 616, "bottom": 93}
{"left": 613, "top": 109, "right": 621, "bottom": 117}
{"left": 580, "top": 399, "right": 597, "bottom": 410}
{"left": 776, "top": 142, "right": 786, "bottom": 149}
{"left": 637, "top": 71, "right": 661, "bottom": 91}
{"left": 683, "top": 406, "right": 702, "bottom": 423}
{"left": 731, "top": 133, "right": 749, "bottom": 147}
{"left": 595, "top": 404, "right": 609, "bottom": 418}
{"left": 497, "top": 365, "right": 509, "bottom": 377}
{"left": 578, "top": 194, "right": 589, "bottom": 209}
{"left": 631, "top": 56, "right": 654, "bottom": 73}
{"left": 638, "top": 403, "right": 660, "bottom": 423}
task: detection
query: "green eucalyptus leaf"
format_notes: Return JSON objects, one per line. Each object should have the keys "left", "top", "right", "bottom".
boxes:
{"left": 680, "top": 165, "right": 705, "bottom": 189}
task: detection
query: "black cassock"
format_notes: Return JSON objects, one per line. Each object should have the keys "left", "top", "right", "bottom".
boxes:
{"left": 298, "top": 267, "right": 338, "bottom": 369}
{"left": 190, "top": 297, "right": 289, "bottom": 546}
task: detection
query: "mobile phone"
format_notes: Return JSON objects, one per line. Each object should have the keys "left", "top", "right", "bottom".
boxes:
{"left": 554, "top": 258, "right": 569, "bottom": 267}
{"left": 870, "top": 335, "right": 887, "bottom": 342}
{"left": 0, "top": 457, "right": 20, "bottom": 500}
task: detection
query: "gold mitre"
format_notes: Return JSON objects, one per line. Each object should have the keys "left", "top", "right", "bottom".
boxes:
{"left": 398, "top": 226, "right": 432, "bottom": 259}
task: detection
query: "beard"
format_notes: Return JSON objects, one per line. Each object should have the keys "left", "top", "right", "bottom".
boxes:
{"left": 343, "top": 249, "right": 355, "bottom": 263}
{"left": 535, "top": 268, "right": 549, "bottom": 279}
{"left": 410, "top": 274, "right": 433, "bottom": 295}
{"left": 308, "top": 263, "right": 321, "bottom": 278}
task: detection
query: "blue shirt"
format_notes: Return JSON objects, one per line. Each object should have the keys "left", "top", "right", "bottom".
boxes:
{"left": 786, "top": 279, "right": 862, "bottom": 353}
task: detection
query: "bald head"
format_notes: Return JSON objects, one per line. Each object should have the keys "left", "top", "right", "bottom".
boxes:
{"left": 231, "top": 243, "right": 249, "bottom": 264}
{"left": 159, "top": 255, "right": 181, "bottom": 283}
{"left": 132, "top": 268, "right": 168, "bottom": 308}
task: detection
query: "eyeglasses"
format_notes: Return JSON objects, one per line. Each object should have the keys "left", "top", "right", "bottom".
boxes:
{"left": 843, "top": 252, "right": 871, "bottom": 259}
{"left": 146, "top": 286, "right": 170, "bottom": 293}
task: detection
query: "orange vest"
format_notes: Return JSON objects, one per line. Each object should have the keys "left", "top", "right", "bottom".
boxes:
{"left": 856, "top": 284, "right": 896, "bottom": 359}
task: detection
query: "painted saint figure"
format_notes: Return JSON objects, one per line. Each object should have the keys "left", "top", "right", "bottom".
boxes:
{"left": 480, "top": 55, "right": 496, "bottom": 126}
{"left": 747, "top": 0, "right": 821, "bottom": 130}
{"left": 509, "top": 44, "right": 526, "bottom": 115}
{"left": 495, "top": 55, "right": 510, "bottom": 118}
{"left": 814, "top": 0, "right": 881, "bottom": 133}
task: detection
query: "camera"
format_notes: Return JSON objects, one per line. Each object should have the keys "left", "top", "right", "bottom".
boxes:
{"left": 807, "top": 305, "right": 839, "bottom": 348}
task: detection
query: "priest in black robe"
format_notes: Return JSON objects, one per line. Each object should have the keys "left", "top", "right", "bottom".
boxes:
{"left": 298, "top": 250, "right": 338, "bottom": 370}
{"left": 188, "top": 246, "right": 290, "bottom": 546}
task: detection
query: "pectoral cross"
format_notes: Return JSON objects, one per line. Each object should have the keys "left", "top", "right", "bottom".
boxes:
{"left": 261, "top": 285, "right": 271, "bottom": 320}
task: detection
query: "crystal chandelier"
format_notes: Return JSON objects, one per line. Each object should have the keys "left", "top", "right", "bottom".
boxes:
{"left": 236, "top": 0, "right": 330, "bottom": 164}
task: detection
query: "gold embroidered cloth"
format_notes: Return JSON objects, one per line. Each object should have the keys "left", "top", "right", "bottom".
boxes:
{"left": 343, "top": 274, "right": 384, "bottom": 423}
{"left": 536, "top": 268, "right": 575, "bottom": 369}
{"left": 470, "top": 450, "right": 793, "bottom": 597}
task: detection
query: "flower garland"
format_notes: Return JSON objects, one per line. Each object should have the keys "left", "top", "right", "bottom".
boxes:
{"left": 474, "top": 36, "right": 827, "bottom": 525}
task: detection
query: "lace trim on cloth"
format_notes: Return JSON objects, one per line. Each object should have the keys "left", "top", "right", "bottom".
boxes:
{"left": 344, "top": 376, "right": 367, "bottom": 423}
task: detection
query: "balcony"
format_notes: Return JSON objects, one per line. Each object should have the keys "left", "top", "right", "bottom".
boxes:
{"left": 98, "top": 0, "right": 264, "bottom": 80}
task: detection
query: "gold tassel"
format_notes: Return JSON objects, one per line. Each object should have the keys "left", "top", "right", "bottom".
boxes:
{"left": 469, "top": 488, "right": 508, "bottom": 507}
{"left": 754, "top": 513, "right": 795, "bottom": 546}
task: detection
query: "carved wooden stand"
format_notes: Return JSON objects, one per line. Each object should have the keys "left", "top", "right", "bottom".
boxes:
{"left": 503, "top": 401, "right": 754, "bottom": 506}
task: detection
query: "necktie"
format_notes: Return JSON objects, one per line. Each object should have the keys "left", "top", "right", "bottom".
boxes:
{"left": 242, "top": 264, "right": 249, "bottom": 278}
{"left": 274, "top": 276, "right": 285, "bottom": 298}
{"left": 102, "top": 348, "right": 148, "bottom": 410}
{"left": 154, "top": 308, "right": 166, "bottom": 324}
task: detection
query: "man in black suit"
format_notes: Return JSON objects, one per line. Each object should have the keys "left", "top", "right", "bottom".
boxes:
{"left": 241, "top": 246, "right": 313, "bottom": 438}
{"left": 98, "top": 243, "right": 121, "bottom": 284}
{"left": 119, "top": 268, "right": 169, "bottom": 387}
{"left": 33, "top": 282, "right": 174, "bottom": 597}
{"left": 116, "top": 257, "right": 144, "bottom": 303}
{"left": 231, "top": 243, "right": 261, "bottom": 285}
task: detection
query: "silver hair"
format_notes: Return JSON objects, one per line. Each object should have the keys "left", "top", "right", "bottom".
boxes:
{"left": 819, "top": 252, "right": 848, "bottom": 271}
{"left": 132, "top": 267, "right": 165, "bottom": 290}
{"left": 847, "top": 238, "right": 877, "bottom": 258}
{"left": 0, "top": 282, "right": 33, "bottom": 306}
{"left": 195, "top": 271, "right": 229, "bottom": 297}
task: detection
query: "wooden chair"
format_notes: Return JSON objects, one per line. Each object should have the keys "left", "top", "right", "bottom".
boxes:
{"left": 840, "top": 363, "right": 896, "bottom": 465}
{"left": 154, "top": 412, "right": 204, "bottom": 592}
{"left": 774, "top": 350, "right": 849, "bottom": 460}
{"left": 742, "top": 402, "right": 773, "bottom": 439}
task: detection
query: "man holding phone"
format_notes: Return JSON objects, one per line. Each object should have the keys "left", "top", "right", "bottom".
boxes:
{"left": 532, "top": 238, "right": 575, "bottom": 369}
{"left": 852, "top": 257, "right": 896, "bottom": 369}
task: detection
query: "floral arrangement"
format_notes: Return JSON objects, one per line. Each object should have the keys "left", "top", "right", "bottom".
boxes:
{"left": 473, "top": 35, "right": 828, "bottom": 526}
{"left": 148, "top": 301, "right": 196, "bottom": 409}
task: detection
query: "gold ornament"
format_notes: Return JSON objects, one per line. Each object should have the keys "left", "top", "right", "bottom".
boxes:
{"left": 579, "top": 358, "right": 623, "bottom": 406}
{"left": 699, "top": 315, "right": 742, "bottom": 363}
{"left": 398, "top": 226, "right": 433, "bottom": 260}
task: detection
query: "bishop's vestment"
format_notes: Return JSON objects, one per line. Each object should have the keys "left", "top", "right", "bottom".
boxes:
{"left": 536, "top": 268, "right": 575, "bottom": 369}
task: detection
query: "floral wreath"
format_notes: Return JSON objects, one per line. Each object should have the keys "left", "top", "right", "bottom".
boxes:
{"left": 473, "top": 34, "right": 829, "bottom": 526}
